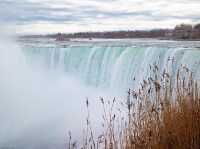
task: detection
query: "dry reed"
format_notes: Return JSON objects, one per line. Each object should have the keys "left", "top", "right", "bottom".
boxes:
{"left": 69, "top": 64, "right": 200, "bottom": 149}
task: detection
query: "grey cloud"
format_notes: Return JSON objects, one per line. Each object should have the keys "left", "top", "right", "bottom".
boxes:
{"left": 0, "top": 0, "right": 200, "bottom": 30}
{"left": 0, "top": 1, "right": 79, "bottom": 23}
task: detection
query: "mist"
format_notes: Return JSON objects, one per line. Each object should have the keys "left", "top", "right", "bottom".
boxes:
{"left": 2, "top": 30, "right": 199, "bottom": 149}
{"left": 0, "top": 33, "right": 112, "bottom": 148}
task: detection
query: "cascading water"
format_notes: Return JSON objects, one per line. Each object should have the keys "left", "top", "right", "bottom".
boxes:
{"left": 22, "top": 38, "right": 200, "bottom": 92}
{"left": 1, "top": 37, "right": 200, "bottom": 148}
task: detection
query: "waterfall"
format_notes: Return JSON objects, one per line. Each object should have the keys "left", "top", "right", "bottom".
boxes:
{"left": 22, "top": 39, "right": 200, "bottom": 92}
{"left": 1, "top": 38, "right": 200, "bottom": 148}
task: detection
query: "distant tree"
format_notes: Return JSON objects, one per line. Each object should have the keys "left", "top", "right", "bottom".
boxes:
{"left": 174, "top": 24, "right": 193, "bottom": 39}
{"left": 194, "top": 23, "right": 200, "bottom": 30}
{"left": 192, "top": 23, "right": 200, "bottom": 39}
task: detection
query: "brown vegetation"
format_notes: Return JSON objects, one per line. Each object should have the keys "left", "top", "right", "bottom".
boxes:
{"left": 68, "top": 64, "right": 200, "bottom": 149}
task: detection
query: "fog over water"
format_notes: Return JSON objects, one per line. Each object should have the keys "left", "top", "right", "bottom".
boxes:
{"left": 1, "top": 34, "right": 200, "bottom": 148}
{"left": 0, "top": 36, "right": 113, "bottom": 148}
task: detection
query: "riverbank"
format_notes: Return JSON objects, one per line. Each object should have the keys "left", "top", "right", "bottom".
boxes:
{"left": 20, "top": 23, "right": 200, "bottom": 42}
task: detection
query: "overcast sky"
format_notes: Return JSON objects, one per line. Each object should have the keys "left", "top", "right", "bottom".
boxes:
{"left": 1, "top": 0, "right": 200, "bottom": 34}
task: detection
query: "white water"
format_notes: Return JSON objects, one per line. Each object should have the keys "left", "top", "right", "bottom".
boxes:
{"left": 22, "top": 38, "right": 200, "bottom": 90}
{"left": 1, "top": 37, "right": 200, "bottom": 148}
{"left": 0, "top": 37, "right": 113, "bottom": 148}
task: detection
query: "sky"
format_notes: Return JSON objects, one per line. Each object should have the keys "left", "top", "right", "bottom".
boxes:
{"left": 0, "top": 0, "right": 200, "bottom": 34}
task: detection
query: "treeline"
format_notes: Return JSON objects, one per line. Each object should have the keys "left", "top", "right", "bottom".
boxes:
{"left": 173, "top": 23, "right": 200, "bottom": 40}
{"left": 51, "top": 30, "right": 167, "bottom": 40}
{"left": 54, "top": 29, "right": 166, "bottom": 39}
{"left": 23, "top": 23, "right": 200, "bottom": 40}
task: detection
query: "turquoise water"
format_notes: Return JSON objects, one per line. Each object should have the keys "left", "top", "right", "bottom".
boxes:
{"left": 21, "top": 38, "right": 200, "bottom": 91}
{"left": 1, "top": 38, "right": 200, "bottom": 148}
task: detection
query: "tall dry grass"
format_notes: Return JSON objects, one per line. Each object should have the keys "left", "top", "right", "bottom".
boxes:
{"left": 69, "top": 64, "right": 200, "bottom": 149}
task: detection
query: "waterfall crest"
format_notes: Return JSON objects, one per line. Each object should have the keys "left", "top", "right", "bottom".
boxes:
{"left": 22, "top": 39, "right": 200, "bottom": 91}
